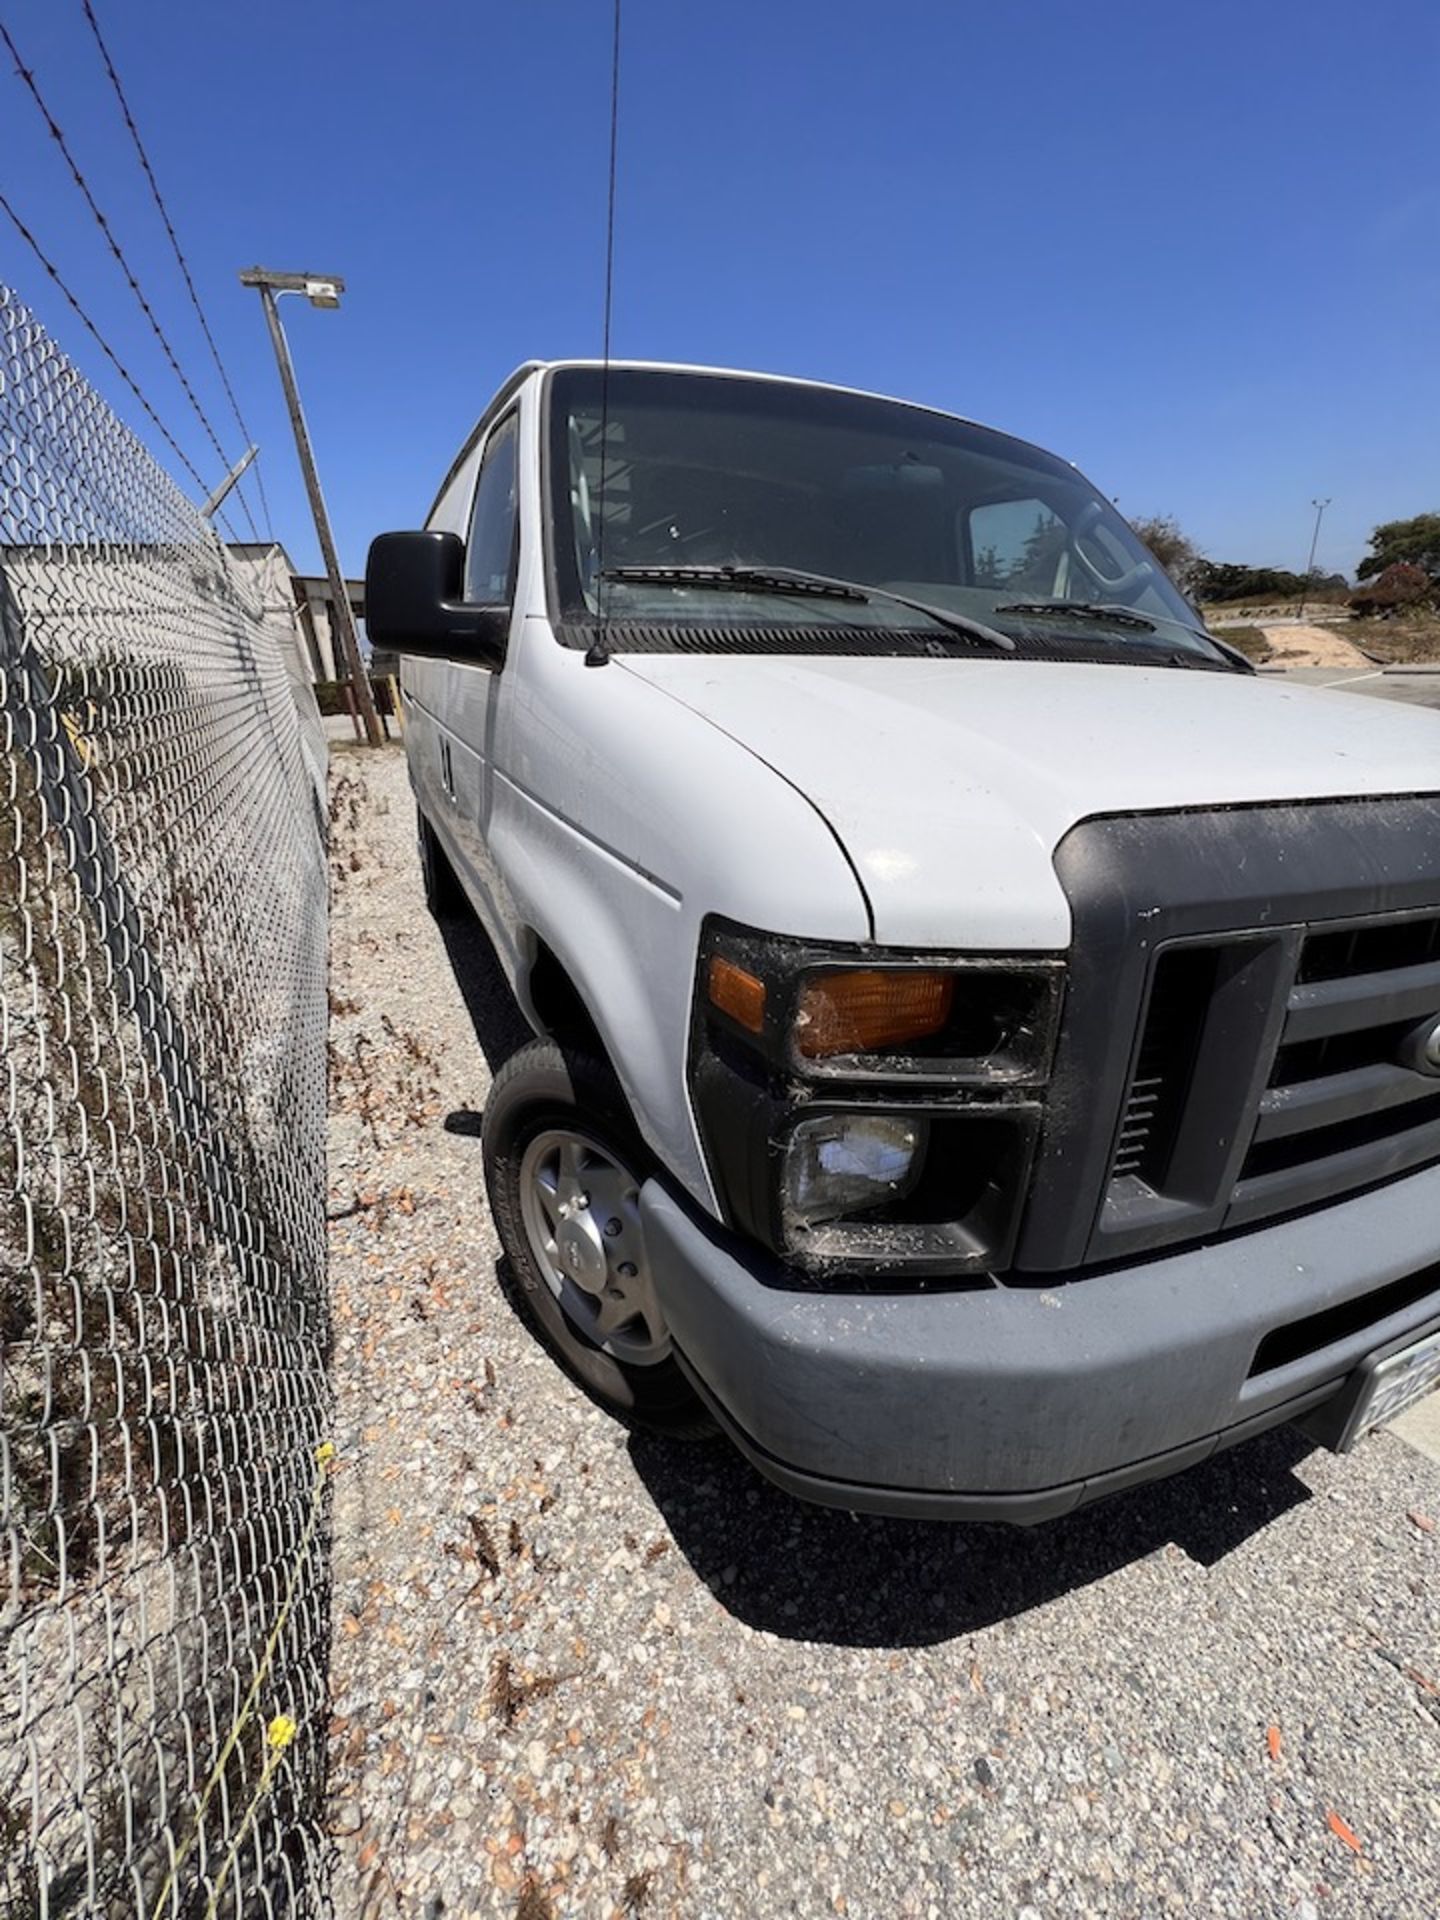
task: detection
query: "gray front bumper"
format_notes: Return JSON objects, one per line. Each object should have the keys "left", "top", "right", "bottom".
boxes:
{"left": 641, "top": 1164, "right": 1440, "bottom": 1522}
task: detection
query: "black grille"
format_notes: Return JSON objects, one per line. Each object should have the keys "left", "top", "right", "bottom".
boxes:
{"left": 1229, "top": 915, "right": 1440, "bottom": 1226}
{"left": 1019, "top": 799, "right": 1440, "bottom": 1276}
{"left": 1097, "top": 912, "right": 1440, "bottom": 1235}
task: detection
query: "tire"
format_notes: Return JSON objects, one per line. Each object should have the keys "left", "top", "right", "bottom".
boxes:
{"left": 482, "top": 1037, "right": 714, "bottom": 1437}
{"left": 417, "top": 805, "right": 466, "bottom": 919}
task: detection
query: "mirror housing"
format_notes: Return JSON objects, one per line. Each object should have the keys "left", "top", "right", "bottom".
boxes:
{"left": 365, "top": 530, "right": 508, "bottom": 663}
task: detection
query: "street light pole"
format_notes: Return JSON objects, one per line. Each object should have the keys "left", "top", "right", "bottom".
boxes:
{"left": 1299, "top": 497, "right": 1331, "bottom": 623}
{"left": 239, "top": 267, "right": 383, "bottom": 747}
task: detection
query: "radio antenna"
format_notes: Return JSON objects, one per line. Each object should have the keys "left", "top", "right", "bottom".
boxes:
{"left": 585, "top": 0, "right": 623, "bottom": 667}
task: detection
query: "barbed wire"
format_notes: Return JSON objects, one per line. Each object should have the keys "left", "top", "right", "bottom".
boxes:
{"left": 0, "top": 187, "right": 244, "bottom": 543}
{"left": 0, "top": 13, "right": 260, "bottom": 541}
{"left": 78, "top": 0, "right": 274, "bottom": 542}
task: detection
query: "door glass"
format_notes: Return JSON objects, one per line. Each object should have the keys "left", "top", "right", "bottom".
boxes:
{"left": 465, "top": 411, "right": 519, "bottom": 602}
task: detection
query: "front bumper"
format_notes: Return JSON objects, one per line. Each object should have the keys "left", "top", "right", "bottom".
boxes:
{"left": 641, "top": 1162, "right": 1440, "bottom": 1523}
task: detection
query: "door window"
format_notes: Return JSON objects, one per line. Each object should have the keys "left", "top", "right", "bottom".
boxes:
{"left": 465, "top": 411, "right": 519, "bottom": 603}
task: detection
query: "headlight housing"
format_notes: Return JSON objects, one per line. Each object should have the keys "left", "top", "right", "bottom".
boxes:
{"left": 689, "top": 920, "right": 1063, "bottom": 1279}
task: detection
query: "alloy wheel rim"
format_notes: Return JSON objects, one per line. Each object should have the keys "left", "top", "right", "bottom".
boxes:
{"left": 517, "top": 1126, "right": 671, "bottom": 1365}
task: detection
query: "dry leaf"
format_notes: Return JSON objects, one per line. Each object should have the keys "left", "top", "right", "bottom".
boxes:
{"left": 1266, "top": 1724, "right": 1283, "bottom": 1763}
{"left": 1326, "top": 1809, "right": 1363, "bottom": 1854}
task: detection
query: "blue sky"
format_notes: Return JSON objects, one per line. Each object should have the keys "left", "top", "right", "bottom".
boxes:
{"left": 3, "top": 0, "right": 1436, "bottom": 581}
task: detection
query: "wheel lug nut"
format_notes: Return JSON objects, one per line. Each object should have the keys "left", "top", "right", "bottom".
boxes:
{"left": 574, "top": 1192, "right": 590, "bottom": 1211}
{"left": 604, "top": 1218, "right": 622, "bottom": 1238}
{"left": 617, "top": 1261, "right": 637, "bottom": 1279}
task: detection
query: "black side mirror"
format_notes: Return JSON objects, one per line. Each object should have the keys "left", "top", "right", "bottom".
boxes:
{"left": 365, "top": 530, "right": 508, "bottom": 663}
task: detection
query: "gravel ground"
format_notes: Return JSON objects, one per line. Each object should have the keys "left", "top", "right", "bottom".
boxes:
{"left": 326, "top": 744, "right": 1440, "bottom": 1920}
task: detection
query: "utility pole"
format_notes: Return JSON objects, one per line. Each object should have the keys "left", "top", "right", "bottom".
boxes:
{"left": 1298, "top": 497, "right": 1331, "bottom": 622}
{"left": 239, "top": 268, "right": 382, "bottom": 746}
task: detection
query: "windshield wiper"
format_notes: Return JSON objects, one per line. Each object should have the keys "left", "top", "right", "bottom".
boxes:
{"left": 995, "top": 598, "right": 1252, "bottom": 672}
{"left": 599, "top": 564, "right": 1016, "bottom": 653}
{"left": 995, "top": 599, "right": 1156, "bottom": 632}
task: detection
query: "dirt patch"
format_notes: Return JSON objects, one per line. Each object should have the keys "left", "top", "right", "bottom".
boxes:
{"left": 1257, "top": 623, "right": 1374, "bottom": 670}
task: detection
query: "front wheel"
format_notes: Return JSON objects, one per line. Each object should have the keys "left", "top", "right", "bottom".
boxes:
{"left": 481, "top": 1038, "right": 713, "bottom": 1436}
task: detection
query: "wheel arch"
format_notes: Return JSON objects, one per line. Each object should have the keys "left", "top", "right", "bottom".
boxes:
{"left": 522, "top": 934, "right": 608, "bottom": 1059}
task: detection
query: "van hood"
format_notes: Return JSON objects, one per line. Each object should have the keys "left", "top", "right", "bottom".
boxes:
{"left": 617, "top": 654, "right": 1440, "bottom": 948}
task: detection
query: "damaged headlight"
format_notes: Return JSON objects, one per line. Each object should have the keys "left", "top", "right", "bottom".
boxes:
{"left": 783, "top": 1114, "right": 927, "bottom": 1228}
{"left": 688, "top": 921, "right": 1063, "bottom": 1278}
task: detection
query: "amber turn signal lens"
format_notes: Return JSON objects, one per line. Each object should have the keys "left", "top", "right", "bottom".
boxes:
{"left": 708, "top": 954, "right": 767, "bottom": 1034}
{"left": 796, "top": 969, "right": 954, "bottom": 1058}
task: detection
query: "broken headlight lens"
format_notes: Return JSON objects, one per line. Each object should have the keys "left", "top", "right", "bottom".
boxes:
{"left": 782, "top": 1113, "right": 927, "bottom": 1228}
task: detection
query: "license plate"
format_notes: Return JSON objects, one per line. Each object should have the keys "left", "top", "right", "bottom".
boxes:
{"left": 1335, "top": 1323, "right": 1440, "bottom": 1453}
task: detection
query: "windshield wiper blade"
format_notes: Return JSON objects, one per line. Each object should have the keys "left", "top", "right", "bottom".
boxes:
{"left": 996, "top": 598, "right": 1252, "bottom": 672}
{"left": 601, "top": 564, "right": 1016, "bottom": 652}
{"left": 995, "top": 599, "right": 1156, "bottom": 632}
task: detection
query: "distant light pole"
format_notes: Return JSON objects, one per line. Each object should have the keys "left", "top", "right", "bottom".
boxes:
{"left": 239, "top": 267, "right": 383, "bottom": 747}
{"left": 1298, "top": 497, "right": 1331, "bottom": 622}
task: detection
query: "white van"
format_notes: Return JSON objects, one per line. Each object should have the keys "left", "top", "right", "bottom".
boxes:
{"left": 367, "top": 361, "right": 1440, "bottom": 1521}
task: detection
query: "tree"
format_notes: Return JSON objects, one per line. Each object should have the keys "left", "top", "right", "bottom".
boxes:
{"left": 1127, "top": 514, "right": 1204, "bottom": 595}
{"left": 1356, "top": 513, "right": 1440, "bottom": 585}
{"left": 1187, "top": 560, "right": 1350, "bottom": 605}
{"left": 1349, "top": 562, "right": 1433, "bottom": 619}
{"left": 1190, "top": 560, "right": 1303, "bottom": 604}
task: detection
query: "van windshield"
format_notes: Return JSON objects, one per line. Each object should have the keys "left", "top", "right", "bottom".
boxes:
{"left": 546, "top": 367, "right": 1223, "bottom": 664}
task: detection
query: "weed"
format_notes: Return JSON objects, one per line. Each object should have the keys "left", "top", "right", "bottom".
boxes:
{"left": 469, "top": 1515, "right": 501, "bottom": 1579}
{"left": 488, "top": 1654, "right": 561, "bottom": 1728}
{"left": 623, "top": 1869, "right": 654, "bottom": 1913}
{"left": 513, "top": 1877, "right": 555, "bottom": 1920}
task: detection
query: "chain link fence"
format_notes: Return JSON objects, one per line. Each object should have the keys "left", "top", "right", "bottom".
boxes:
{"left": 1, "top": 285, "right": 332, "bottom": 1915}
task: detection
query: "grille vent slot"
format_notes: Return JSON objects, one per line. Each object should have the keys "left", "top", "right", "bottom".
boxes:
{"left": 1298, "top": 912, "right": 1440, "bottom": 985}
{"left": 1110, "top": 947, "right": 1219, "bottom": 1189}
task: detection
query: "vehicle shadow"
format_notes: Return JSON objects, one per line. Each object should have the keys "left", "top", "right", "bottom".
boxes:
{"left": 432, "top": 903, "right": 1322, "bottom": 1650}
{"left": 626, "top": 1421, "right": 1319, "bottom": 1648}
{"left": 436, "top": 906, "right": 533, "bottom": 1100}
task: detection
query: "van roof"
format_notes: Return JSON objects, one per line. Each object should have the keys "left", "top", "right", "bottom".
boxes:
{"left": 528, "top": 358, "right": 1003, "bottom": 439}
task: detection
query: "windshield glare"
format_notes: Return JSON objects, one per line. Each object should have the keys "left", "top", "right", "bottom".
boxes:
{"left": 547, "top": 367, "right": 1209, "bottom": 654}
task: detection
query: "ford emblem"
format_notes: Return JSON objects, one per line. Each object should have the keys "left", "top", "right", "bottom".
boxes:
{"left": 1401, "top": 1014, "right": 1440, "bottom": 1078}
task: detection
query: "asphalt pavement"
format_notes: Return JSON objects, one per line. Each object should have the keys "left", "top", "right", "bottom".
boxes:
{"left": 1266, "top": 667, "right": 1440, "bottom": 712}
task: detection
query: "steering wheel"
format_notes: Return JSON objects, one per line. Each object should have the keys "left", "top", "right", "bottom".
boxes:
{"left": 1070, "top": 498, "right": 1155, "bottom": 596}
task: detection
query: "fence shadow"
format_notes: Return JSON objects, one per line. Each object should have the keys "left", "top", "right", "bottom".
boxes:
{"left": 626, "top": 1421, "right": 1318, "bottom": 1649}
